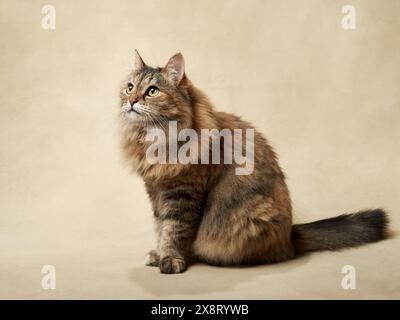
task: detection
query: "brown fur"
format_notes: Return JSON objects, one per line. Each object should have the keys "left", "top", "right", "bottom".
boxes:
{"left": 119, "top": 51, "right": 388, "bottom": 273}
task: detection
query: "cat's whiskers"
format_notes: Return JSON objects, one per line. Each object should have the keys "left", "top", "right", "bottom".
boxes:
{"left": 137, "top": 106, "right": 169, "bottom": 132}
{"left": 150, "top": 114, "right": 168, "bottom": 131}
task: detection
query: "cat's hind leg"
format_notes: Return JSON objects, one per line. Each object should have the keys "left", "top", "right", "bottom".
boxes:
{"left": 193, "top": 194, "right": 294, "bottom": 266}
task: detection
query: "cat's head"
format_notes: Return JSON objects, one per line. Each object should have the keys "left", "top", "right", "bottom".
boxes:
{"left": 120, "top": 50, "right": 192, "bottom": 130}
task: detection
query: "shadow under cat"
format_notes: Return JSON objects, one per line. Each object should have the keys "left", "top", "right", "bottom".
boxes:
{"left": 129, "top": 254, "right": 312, "bottom": 297}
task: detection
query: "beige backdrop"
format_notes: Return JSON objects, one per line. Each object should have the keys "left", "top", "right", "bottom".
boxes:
{"left": 0, "top": 0, "right": 399, "bottom": 299}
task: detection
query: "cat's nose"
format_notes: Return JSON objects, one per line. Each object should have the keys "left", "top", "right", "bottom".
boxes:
{"left": 129, "top": 98, "right": 138, "bottom": 106}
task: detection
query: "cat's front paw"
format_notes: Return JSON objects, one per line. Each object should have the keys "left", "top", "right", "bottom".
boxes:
{"left": 159, "top": 256, "right": 187, "bottom": 274}
{"left": 144, "top": 250, "right": 160, "bottom": 267}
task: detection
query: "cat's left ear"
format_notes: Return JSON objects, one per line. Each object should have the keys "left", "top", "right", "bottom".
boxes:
{"left": 163, "top": 53, "right": 185, "bottom": 85}
{"left": 133, "top": 49, "right": 146, "bottom": 71}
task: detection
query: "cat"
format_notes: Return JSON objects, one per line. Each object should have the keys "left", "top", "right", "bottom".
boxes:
{"left": 119, "top": 50, "right": 389, "bottom": 274}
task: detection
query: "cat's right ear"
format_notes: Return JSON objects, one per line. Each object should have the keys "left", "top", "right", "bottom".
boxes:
{"left": 163, "top": 53, "right": 185, "bottom": 85}
{"left": 133, "top": 49, "right": 146, "bottom": 71}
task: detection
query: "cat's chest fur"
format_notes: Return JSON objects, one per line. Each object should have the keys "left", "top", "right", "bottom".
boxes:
{"left": 121, "top": 125, "right": 187, "bottom": 179}
{"left": 143, "top": 165, "right": 213, "bottom": 219}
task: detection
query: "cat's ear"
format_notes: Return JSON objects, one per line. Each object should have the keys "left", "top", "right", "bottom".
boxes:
{"left": 163, "top": 53, "right": 185, "bottom": 85}
{"left": 133, "top": 49, "right": 146, "bottom": 71}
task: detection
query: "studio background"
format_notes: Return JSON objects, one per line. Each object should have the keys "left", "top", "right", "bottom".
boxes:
{"left": 0, "top": 0, "right": 399, "bottom": 299}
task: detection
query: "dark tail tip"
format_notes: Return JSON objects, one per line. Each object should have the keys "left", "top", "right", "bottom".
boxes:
{"left": 357, "top": 208, "right": 389, "bottom": 240}
{"left": 292, "top": 209, "right": 389, "bottom": 253}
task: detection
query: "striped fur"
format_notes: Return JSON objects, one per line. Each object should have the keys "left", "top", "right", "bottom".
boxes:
{"left": 119, "top": 52, "right": 389, "bottom": 273}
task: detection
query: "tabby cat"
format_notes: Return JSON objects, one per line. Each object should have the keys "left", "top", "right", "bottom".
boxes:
{"left": 119, "top": 50, "right": 389, "bottom": 274}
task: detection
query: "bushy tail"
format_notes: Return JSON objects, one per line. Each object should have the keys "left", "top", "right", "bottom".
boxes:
{"left": 291, "top": 209, "right": 389, "bottom": 253}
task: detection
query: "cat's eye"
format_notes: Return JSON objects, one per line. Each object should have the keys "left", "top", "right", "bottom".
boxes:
{"left": 146, "top": 86, "right": 159, "bottom": 97}
{"left": 126, "top": 83, "right": 134, "bottom": 94}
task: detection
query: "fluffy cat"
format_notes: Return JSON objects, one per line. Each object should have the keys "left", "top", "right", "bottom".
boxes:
{"left": 119, "top": 50, "right": 389, "bottom": 274}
